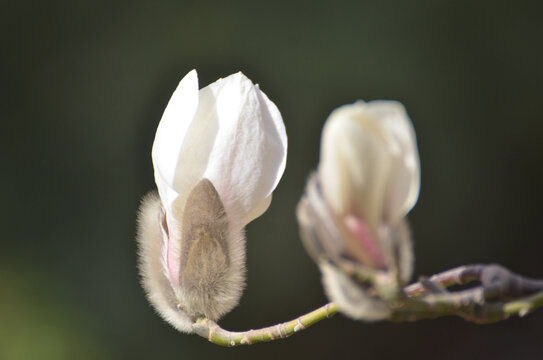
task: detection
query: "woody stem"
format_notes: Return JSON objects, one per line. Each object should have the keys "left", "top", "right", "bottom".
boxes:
{"left": 192, "top": 264, "right": 543, "bottom": 346}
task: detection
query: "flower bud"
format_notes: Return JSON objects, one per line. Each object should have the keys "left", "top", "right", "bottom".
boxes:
{"left": 298, "top": 100, "right": 420, "bottom": 320}
{"left": 137, "top": 70, "right": 287, "bottom": 332}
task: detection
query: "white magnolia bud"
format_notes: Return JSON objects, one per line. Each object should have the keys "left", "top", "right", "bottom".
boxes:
{"left": 137, "top": 70, "right": 287, "bottom": 332}
{"left": 316, "top": 100, "right": 420, "bottom": 320}
{"left": 319, "top": 100, "right": 420, "bottom": 277}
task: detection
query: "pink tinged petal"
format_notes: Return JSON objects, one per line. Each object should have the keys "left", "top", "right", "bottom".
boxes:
{"left": 137, "top": 194, "right": 194, "bottom": 333}
{"left": 152, "top": 69, "right": 200, "bottom": 215}
{"left": 165, "top": 215, "right": 181, "bottom": 287}
{"left": 344, "top": 215, "right": 386, "bottom": 269}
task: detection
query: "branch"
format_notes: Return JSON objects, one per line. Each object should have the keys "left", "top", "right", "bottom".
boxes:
{"left": 190, "top": 264, "right": 543, "bottom": 346}
{"left": 396, "top": 264, "right": 543, "bottom": 323}
{"left": 404, "top": 264, "right": 484, "bottom": 297}
{"left": 392, "top": 287, "right": 543, "bottom": 324}
{"left": 404, "top": 264, "right": 543, "bottom": 299}
{"left": 191, "top": 303, "right": 339, "bottom": 347}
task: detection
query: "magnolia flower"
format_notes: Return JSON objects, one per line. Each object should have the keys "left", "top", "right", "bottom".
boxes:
{"left": 319, "top": 100, "right": 420, "bottom": 274}
{"left": 298, "top": 100, "right": 420, "bottom": 320}
{"left": 137, "top": 70, "right": 287, "bottom": 332}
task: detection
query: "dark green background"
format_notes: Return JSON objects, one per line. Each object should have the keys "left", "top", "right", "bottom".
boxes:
{"left": 2, "top": 0, "right": 543, "bottom": 359}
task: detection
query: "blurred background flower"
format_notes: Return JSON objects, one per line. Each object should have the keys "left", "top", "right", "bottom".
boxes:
{"left": 298, "top": 100, "right": 419, "bottom": 321}
{"left": 2, "top": 1, "right": 543, "bottom": 359}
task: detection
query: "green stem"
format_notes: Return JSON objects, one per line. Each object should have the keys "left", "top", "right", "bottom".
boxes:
{"left": 503, "top": 290, "right": 543, "bottom": 318}
{"left": 192, "top": 303, "right": 339, "bottom": 347}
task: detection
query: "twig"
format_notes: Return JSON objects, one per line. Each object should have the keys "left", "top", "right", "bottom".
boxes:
{"left": 396, "top": 264, "right": 543, "bottom": 323}
{"left": 392, "top": 288, "right": 543, "bottom": 324}
{"left": 404, "top": 264, "right": 484, "bottom": 297}
{"left": 191, "top": 303, "right": 339, "bottom": 347}
{"left": 404, "top": 264, "right": 543, "bottom": 300}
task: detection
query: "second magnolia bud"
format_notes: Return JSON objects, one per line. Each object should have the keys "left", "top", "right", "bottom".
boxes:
{"left": 298, "top": 100, "right": 421, "bottom": 321}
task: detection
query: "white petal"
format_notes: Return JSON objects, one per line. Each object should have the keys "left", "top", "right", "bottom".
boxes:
{"left": 151, "top": 70, "right": 199, "bottom": 214}
{"left": 319, "top": 101, "right": 420, "bottom": 227}
{"left": 366, "top": 101, "right": 420, "bottom": 223}
{"left": 320, "top": 102, "right": 391, "bottom": 228}
{"left": 242, "top": 195, "right": 272, "bottom": 226}
{"left": 174, "top": 72, "right": 287, "bottom": 229}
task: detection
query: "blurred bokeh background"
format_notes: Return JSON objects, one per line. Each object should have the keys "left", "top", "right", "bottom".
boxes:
{"left": 2, "top": 0, "right": 543, "bottom": 359}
